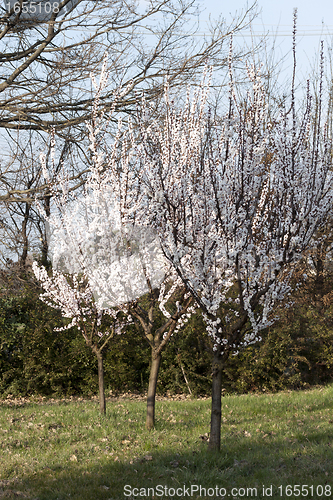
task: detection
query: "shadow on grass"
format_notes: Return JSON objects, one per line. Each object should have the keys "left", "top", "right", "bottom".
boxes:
{"left": 4, "top": 426, "right": 333, "bottom": 500}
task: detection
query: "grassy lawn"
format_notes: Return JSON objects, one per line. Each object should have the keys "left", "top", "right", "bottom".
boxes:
{"left": 0, "top": 385, "right": 333, "bottom": 499}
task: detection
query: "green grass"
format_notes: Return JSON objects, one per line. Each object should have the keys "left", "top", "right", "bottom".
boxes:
{"left": 1, "top": 386, "right": 333, "bottom": 499}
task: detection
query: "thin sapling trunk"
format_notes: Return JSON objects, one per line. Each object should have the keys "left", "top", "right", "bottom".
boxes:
{"left": 146, "top": 351, "right": 162, "bottom": 429}
{"left": 96, "top": 350, "right": 106, "bottom": 415}
{"left": 208, "top": 346, "right": 223, "bottom": 451}
{"left": 132, "top": 292, "right": 193, "bottom": 431}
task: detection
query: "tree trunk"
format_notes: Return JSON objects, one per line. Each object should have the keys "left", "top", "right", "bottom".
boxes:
{"left": 19, "top": 202, "right": 30, "bottom": 268}
{"left": 208, "top": 347, "right": 223, "bottom": 451}
{"left": 96, "top": 351, "right": 106, "bottom": 415}
{"left": 315, "top": 247, "right": 325, "bottom": 299}
{"left": 146, "top": 352, "right": 162, "bottom": 430}
{"left": 41, "top": 194, "right": 51, "bottom": 268}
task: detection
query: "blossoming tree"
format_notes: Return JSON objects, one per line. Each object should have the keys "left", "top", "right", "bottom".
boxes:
{"left": 33, "top": 58, "right": 195, "bottom": 424}
{"left": 134, "top": 35, "right": 333, "bottom": 449}
{"left": 32, "top": 263, "right": 118, "bottom": 415}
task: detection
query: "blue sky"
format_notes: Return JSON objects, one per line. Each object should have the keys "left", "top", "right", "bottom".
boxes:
{"left": 199, "top": 0, "right": 333, "bottom": 78}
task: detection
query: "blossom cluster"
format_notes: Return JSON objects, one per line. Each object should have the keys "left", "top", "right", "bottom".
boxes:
{"left": 134, "top": 57, "right": 333, "bottom": 353}
{"left": 34, "top": 55, "right": 192, "bottom": 342}
{"left": 34, "top": 51, "right": 332, "bottom": 358}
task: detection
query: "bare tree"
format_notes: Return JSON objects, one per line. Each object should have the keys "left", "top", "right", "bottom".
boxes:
{"left": 0, "top": 0, "right": 256, "bottom": 268}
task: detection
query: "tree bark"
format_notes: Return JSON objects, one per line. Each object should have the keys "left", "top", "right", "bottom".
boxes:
{"left": 41, "top": 194, "right": 51, "bottom": 268}
{"left": 146, "top": 352, "right": 162, "bottom": 430}
{"left": 96, "top": 351, "right": 106, "bottom": 415}
{"left": 314, "top": 247, "right": 325, "bottom": 299}
{"left": 208, "top": 347, "right": 223, "bottom": 451}
{"left": 19, "top": 202, "right": 30, "bottom": 268}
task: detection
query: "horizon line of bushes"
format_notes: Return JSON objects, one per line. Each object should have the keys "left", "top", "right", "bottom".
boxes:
{"left": 1, "top": 261, "right": 333, "bottom": 399}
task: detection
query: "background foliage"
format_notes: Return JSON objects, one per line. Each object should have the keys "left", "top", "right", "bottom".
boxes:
{"left": 1, "top": 257, "right": 333, "bottom": 399}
